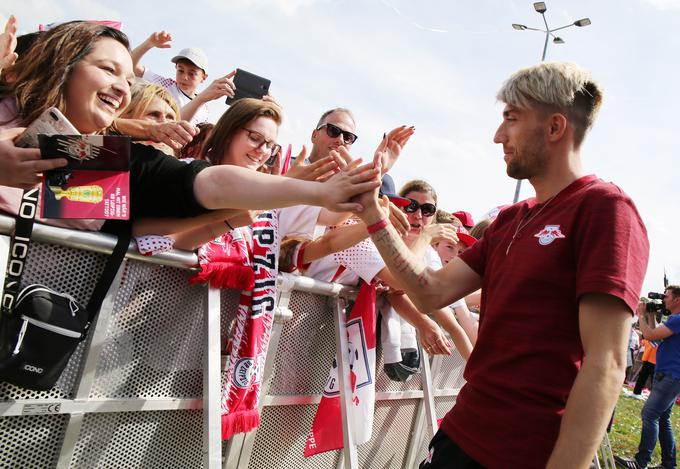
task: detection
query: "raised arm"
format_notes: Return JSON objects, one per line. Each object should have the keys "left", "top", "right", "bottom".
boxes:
{"left": 194, "top": 158, "right": 380, "bottom": 213}
{"left": 181, "top": 71, "right": 236, "bottom": 121}
{"left": 546, "top": 293, "right": 631, "bottom": 468}
{"left": 0, "top": 15, "right": 18, "bottom": 75}
{"left": 351, "top": 152, "right": 480, "bottom": 311}
{"left": 130, "top": 31, "right": 172, "bottom": 77}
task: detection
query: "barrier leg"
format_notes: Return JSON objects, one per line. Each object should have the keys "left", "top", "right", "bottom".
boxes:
{"left": 204, "top": 286, "right": 222, "bottom": 468}
{"left": 333, "top": 296, "right": 359, "bottom": 469}
{"left": 56, "top": 258, "right": 126, "bottom": 468}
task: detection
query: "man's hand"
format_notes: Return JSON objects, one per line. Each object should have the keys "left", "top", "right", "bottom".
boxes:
{"left": 197, "top": 70, "right": 236, "bottom": 103}
{"left": 147, "top": 120, "right": 198, "bottom": 150}
{"left": 146, "top": 30, "right": 172, "bottom": 49}
{"left": 417, "top": 316, "right": 452, "bottom": 355}
{"left": 320, "top": 156, "right": 381, "bottom": 213}
{"left": 0, "top": 15, "right": 18, "bottom": 73}
{"left": 373, "top": 125, "right": 415, "bottom": 175}
{"left": 0, "top": 128, "right": 68, "bottom": 189}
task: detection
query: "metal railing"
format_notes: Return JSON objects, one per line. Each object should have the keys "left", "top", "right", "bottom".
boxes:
{"left": 0, "top": 215, "right": 467, "bottom": 468}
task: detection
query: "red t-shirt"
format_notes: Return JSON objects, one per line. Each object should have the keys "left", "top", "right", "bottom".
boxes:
{"left": 441, "top": 175, "right": 649, "bottom": 469}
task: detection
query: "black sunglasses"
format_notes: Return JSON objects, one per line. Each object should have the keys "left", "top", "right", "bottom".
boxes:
{"left": 316, "top": 123, "right": 358, "bottom": 145}
{"left": 403, "top": 199, "right": 437, "bottom": 217}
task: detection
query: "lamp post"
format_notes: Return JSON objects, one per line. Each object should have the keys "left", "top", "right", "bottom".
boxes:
{"left": 510, "top": 2, "right": 591, "bottom": 203}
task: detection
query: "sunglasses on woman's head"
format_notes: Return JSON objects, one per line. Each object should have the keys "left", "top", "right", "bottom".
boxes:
{"left": 403, "top": 199, "right": 437, "bottom": 217}
{"left": 316, "top": 123, "right": 358, "bottom": 145}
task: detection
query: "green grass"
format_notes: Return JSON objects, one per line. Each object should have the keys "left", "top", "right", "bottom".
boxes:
{"left": 608, "top": 388, "right": 680, "bottom": 464}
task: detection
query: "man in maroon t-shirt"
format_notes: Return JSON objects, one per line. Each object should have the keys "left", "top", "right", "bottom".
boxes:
{"left": 352, "top": 62, "right": 649, "bottom": 468}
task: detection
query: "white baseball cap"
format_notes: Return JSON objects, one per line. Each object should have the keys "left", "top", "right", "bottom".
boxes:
{"left": 171, "top": 47, "right": 208, "bottom": 72}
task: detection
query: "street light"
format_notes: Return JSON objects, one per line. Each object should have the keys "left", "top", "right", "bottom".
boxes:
{"left": 510, "top": 2, "right": 591, "bottom": 203}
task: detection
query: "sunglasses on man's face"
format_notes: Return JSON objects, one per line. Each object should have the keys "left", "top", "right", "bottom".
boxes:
{"left": 403, "top": 199, "right": 437, "bottom": 217}
{"left": 316, "top": 123, "right": 358, "bottom": 145}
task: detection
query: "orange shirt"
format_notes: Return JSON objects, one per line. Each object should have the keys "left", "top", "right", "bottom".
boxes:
{"left": 641, "top": 339, "right": 657, "bottom": 364}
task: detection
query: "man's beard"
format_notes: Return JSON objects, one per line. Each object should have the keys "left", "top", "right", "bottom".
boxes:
{"left": 506, "top": 127, "right": 548, "bottom": 180}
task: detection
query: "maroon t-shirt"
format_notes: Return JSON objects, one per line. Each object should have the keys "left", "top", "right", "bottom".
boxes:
{"left": 441, "top": 175, "right": 649, "bottom": 469}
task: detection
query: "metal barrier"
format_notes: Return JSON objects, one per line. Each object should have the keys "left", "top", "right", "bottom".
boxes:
{"left": 0, "top": 216, "right": 468, "bottom": 468}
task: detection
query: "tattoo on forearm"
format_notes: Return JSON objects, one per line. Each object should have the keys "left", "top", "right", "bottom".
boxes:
{"left": 372, "top": 227, "right": 429, "bottom": 290}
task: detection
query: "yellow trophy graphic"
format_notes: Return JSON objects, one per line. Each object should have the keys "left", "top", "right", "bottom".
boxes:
{"left": 49, "top": 185, "right": 103, "bottom": 204}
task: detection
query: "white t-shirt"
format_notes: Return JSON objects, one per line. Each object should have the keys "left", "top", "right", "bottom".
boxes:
{"left": 142, "top": 69, "right": 212, "bottom": 124}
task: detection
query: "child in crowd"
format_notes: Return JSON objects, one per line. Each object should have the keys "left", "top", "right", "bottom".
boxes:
{"left": 432, "top": 210, "right": 479, "bottom": 345}
{"left": 131, "top": 30, "right": 236, "bottom": 124}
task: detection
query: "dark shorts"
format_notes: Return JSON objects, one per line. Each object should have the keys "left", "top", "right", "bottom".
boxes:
{"left": 419, "top": 429, "right": 486, "bottom": 469}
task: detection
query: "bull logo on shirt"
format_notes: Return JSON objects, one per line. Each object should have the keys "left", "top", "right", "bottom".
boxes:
{"left": 534, "top": 225, "right": 566, "bottom": 246}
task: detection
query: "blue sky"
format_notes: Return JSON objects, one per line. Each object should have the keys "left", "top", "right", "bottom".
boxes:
{"left": 3, "top": 0, "right": 678, "bottom": 294}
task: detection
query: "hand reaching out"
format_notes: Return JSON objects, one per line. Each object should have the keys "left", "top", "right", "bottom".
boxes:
{"left": 320, "top": 155, "right": 381, "bottom": 213}
{"left": 0, "top": 15, "right": 18, "bottom": 73}
{"left": 373, "top": 125, "right": 415, "bottom": 175}
{"left": 147, "top": 30, "right": 172, "bottom": 49}
{"left": 286, "top": 146, "right": 342, "bottom": 182}
{"left": 422, "top": 223, "right": 459, "bottom": 246}
{"left": 147, "top": 120, "right": 198, "bottom": 150}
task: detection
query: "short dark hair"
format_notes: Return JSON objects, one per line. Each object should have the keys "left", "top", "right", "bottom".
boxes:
{"left": 665, "top": 285, "right": 680, "bottom": 298}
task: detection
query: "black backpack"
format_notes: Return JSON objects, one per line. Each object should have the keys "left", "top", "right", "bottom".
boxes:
{"left": 0, "top": 188, "right": 129, "bottom": 390}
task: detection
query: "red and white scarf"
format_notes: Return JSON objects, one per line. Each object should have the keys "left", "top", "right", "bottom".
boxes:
{"left": 304, "top": 281, "right": 377, "bottom": 457}
{"left": 219, "top": 211, "right": 280, "bottom": 439}
{"left": 188, "top": 212, "right": 280, "bottom": 439}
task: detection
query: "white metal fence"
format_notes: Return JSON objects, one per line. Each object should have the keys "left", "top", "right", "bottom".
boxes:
{"left": 0, "top": 216, "right": 467, "bottom": 469}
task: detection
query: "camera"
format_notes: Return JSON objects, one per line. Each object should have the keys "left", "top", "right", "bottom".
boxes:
{"left": 646, "top": 291, "right": 669, "bottom": 317}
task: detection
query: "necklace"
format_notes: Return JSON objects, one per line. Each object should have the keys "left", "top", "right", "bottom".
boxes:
{"left": 505, "top": 194, "right": 558, "bottom": 255}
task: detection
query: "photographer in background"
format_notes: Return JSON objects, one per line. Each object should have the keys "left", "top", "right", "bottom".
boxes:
{"left": 615, "top": 286, "right": 680, "bottom": 469}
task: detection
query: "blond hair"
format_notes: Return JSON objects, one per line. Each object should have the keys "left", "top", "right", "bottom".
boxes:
{"left": 121, "top": 81, "right": 180, "bottom": 121}
{"left": 496, "top": 62, "right": 603, "bottom": 147}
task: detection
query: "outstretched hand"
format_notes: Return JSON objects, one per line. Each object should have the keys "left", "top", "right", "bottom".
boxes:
{"left": 286, "top": 147, "right": 342, "bottom": 182}
{"left": 147, "top": 30, "right": 172, "bottom": 49}
{"left": 320, "top": 154, "right": 381, "bottom": 213}
{"left": 373, "top": 125, "right": 415, "bottom": 175}
{"left": 0, "top": 15, "right": 18, "bottom": 73}
{"left": 147, "top": 120, "right": 198, "bottom": 150}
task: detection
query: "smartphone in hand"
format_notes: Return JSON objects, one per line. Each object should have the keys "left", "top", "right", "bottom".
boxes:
{"left": 225, "top": 69, "right": 271, "bottom": 105}
{"left": 15, "top": 107, "right": 79, "bottom": 148}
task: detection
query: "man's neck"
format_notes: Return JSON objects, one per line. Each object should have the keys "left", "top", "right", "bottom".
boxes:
{"left": 529, "top": 150, "right": 584, "bottom": 203}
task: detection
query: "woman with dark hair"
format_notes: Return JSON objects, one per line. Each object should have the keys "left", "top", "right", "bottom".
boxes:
{"left": 0, "top": 21, "right": 379, "bottom": 225}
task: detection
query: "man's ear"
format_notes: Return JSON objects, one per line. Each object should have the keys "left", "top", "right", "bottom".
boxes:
{"left": 201, "top": 71, "right": 208, "bottom": 83}
{"left": 547, "top": 113, "right": 568, "bottom": 142}
{"left": 311, "top": 128, "right": 319, "bottom": 145}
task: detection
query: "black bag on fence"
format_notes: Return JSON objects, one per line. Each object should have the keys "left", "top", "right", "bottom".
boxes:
{"left": 0, "top": 187, "right": 129, "bottom": 390}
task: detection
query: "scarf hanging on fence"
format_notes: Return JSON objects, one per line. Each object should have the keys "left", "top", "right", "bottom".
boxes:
{"left": 189, "top": 227, "right": 254, "bottom": 291}
{"left": 220, "top": 211, "right": 280, "bottom": 439}
{"left": 304, "top": 281, "right": 377, "bottom": 457}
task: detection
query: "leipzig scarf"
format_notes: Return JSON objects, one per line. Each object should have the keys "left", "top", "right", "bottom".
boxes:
{"left": 189, "top": 227, "right": 254, "bottom": 291}
{"left": 220, "top": 211, "right": 280, "bottom": 439}
{"left": 304, "top": 281, "right": 377, "bottom": 457}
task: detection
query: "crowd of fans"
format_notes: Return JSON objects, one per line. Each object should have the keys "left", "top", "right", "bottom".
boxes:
{"left": 0, "top": 18, "right": 483, "bottom": 378}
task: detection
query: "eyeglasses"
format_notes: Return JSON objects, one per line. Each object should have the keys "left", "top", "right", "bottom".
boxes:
{"left": 403, "top": 199, "right": 437, "bottom": 217}
{"left": 316, "top": 123, "right": 358, "bottom": 145}
{"left": 242, "top": 128, "right": 281, "bottom": 157}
